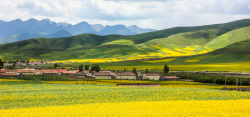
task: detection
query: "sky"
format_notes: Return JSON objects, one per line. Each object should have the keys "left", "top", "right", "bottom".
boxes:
{"left": 0, "top": 0, "right": 250, "bottom": 30}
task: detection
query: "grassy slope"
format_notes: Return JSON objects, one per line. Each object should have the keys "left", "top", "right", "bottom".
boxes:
{"left": 98, "top": 38, "right": 250, "bottom": 71}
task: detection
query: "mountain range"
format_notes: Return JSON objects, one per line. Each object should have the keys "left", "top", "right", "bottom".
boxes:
{"left": 0, "top": 18, "right": 155, "bottom": 44}
{"left": 0, "top": 19, "right": 250, "bottom": 67}
{"left": 0, "top": 19, "right": 250, "bottom": 64}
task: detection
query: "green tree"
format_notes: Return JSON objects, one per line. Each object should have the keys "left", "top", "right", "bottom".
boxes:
{"left": 164, "top": 64, "right": 169, "bottom": 74}
{"left": 145, "top": 68, "right": 149, "bottom": 73}
{"left": 84, "top": 65, "right": 90, "bottom": 70}
{"left": 54, "top": 63, "right": 58, "bottom": 69}
{"left": 132, "top": 67, "right": 138, "bottom": 76}
{"left": 0, "top": 59, "right": 3, "bottom": 69}
{"left": 79, "top": 64, "right": 83, "bottom": 72}
{"left": 7, "top": 65, "right": 14, "bottom": 69}
{"left": 26, "top": 60, "right": 29, "bottom": 65}
{"left": 13, "top": 63, "right": 16, "bottom": 68}
{"left": 91, "top": 64, "right": 100, "bottom": 72}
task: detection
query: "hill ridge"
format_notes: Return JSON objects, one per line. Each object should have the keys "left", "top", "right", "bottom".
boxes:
{"left": 0, "top": 19, "right": 250, "bottom": 62}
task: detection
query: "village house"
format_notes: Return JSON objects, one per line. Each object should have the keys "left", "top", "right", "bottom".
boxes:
{"left": 0, "top": 73, "right": 24, "bottom": 77}
{"left": 61, "top": 71, "right": 77, "bottom": 76}
{"left": 42, "top": 70, "right": 59, "bottom": 76}
{"left": 85, "top": 73, "right": 95, "bottom": 78}
{"left": 93, "top": 72, "right": 116, "bottom": 79}
{"left": 4, "top": 63, "right": 14, "bottom": 66}
{"left": 16, "top": 62, "right": 29, "bottom": 66}
{"left": 17, "top": 69, "right": 35, "bottom": 75}
{"left": 35, "top": 69, "right": 58, "bottom": 75}
{"left": 58, "top": 69, "right": 68, "bottom": 74}
{"left": 159, "top": 76, "right": 180, "bottom": 81}
{"left": 28, "top": 61, "right": 43, "bottom": 65}
{"left": 16, "top": 62, "right": 24, "bottom": 66}
{"left": 0, "top": 69, "right": 6, "bottom": 75}
{"left": 5, "top": 69, "right": 18, "bottom": 74}
{"left": 81, "top": 70, "right": 89, "bottom": 75}
{"left": 116, "top": 72, "right": 136, "bottom": 80}
{"left": 143, "top": 73, "right": 161, "bottom": 80}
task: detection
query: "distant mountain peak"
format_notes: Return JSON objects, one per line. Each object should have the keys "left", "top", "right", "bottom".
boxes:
{"left": 78, "top": 21, "right": 89, "bottom": 25}
{"left": 10, "top": 19, "right": 22, "bottom": 23}
{"left": 128, "top": 25, "right": 139, "bottom": 28}
{"left": 0, "top": 18, "right": 156, "bottom": 42}
{"left": 41, "top": 18, "right": 52, "bottom": 23}
{"left": 27, "top": 18, "right": 39, "bottom": 22}
{"left": 91, "top": 24, "right": 104, "bottom": 32}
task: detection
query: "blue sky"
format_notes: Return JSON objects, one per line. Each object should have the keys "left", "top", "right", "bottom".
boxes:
{"left": 0, "top": 0, "right": 250, "bottom": 29}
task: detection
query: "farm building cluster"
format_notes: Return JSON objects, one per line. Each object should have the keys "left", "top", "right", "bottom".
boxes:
{"left": 0, "top": 68, "right": 179, "bottom": 80}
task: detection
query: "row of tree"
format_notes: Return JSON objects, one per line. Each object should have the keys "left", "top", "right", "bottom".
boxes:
{"left": 144, "top": 64, "right": 169, "bottom": 74}
{"left": 78, "top": 64, "right": 100, "bottom": 72}
{"left": 0, "top": 59, "right": 3, "bottom": 69}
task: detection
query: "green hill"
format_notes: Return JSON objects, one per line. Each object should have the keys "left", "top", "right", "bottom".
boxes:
{"left": 98, "top": 39, "right": 250, "bottom": 72}
{"left": 0, "top": 19, "right": 250, "bottom": 62}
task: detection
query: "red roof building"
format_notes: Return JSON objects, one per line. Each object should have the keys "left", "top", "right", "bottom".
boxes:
{"left": 159, "top": 76, "right": 180, "bottom": 81}
{"left": 94, "top": 72, "right": 116, "bottom": 79}
{"left": 1, "top": 73, "right": 19, "bottom": 77}
{"left": 0, "top": 69, "right": 6, "bottom": 73}
{"left": 42, "top": 70, "right": 59, "bottom": 76}
{"left": 143, "top": 73, "right": 161, "bottom": 80}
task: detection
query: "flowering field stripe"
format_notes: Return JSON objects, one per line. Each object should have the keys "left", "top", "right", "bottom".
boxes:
{"left": 142, "top": 58, "right": 176, "bottom": 63}
{"left": 102, "top": 62, "right": 250, "bottom": 71}
{"left": 43, "top": 80, "right": 250, "bottom": 89}
{"left": 184, "top": 55, "right": 210, "bottom": 62}
{"left": 0, "top": 79, "right": 24, "bottom": 82}
{"left": 1, "top": 81, "right": 250, "bottom": 109}
{"left": 0, "top": 99, "right": 249, "bottom": 117}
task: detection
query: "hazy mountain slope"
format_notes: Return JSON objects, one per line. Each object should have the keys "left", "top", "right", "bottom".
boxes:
{"left": 0, "top": 30, "right": 72, "bottom": 43}
{"left": 0, "top": 34, "right": 124, "bottom": 50}
{"left": 127, "top": 25, "right": 156, "bottom": 34}
{"left": 99, "top": 25, "right": 136, "bottom": 35}
{"left": 0, "top": 19, "right": 155, "bottom": 43}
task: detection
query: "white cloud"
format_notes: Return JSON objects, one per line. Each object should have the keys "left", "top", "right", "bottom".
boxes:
{"left": 0, "top": 0, "right": 250, "bottom": 29}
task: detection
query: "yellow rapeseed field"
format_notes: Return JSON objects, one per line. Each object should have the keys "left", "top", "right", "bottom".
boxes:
{"left": 0, "top": 79, "right": 24, "bottom": 82}
{"left": 142, "top": 58, "right": 176, "bottom": 63}
{"left": 103, "top": 62, "right": 250, "bottom": 72}
{"left": 0, "top": 100, "right": 249, "bottom": 117}
{"left": 185, "top": 55, "right": 210, "bottom": 62}
{"left": 1, "top": 79, "right": 250, "bottom": 117}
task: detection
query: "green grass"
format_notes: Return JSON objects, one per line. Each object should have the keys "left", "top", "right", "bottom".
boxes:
{"left": 100, "top": 39, "right": 135, "bottom": 46}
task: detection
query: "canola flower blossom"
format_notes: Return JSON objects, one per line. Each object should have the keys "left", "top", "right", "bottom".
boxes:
{"left": 185, "top": 55, "right": 211, "bottom": 62}
{"left": 0, "top": 79, "right": 249, "bottom": 116}
{"left": 0, "top": 99, "right": 249, "bottom": 117}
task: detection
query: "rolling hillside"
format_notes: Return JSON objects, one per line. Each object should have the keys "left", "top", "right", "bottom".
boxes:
{"left": 0, "top": 19, "right": 250, "bottom": 64}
